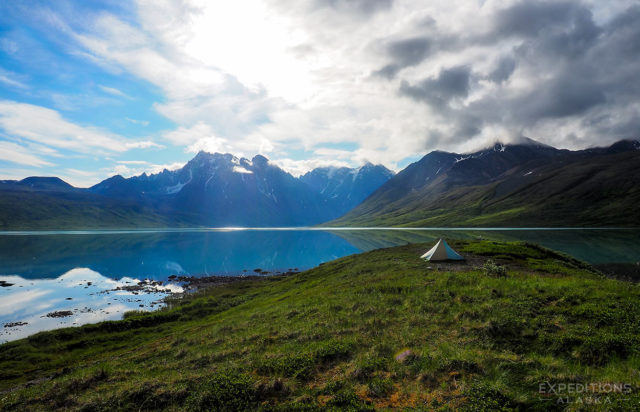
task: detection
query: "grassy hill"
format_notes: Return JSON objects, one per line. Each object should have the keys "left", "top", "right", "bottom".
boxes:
{"left": 2, "top": 241, "right": 640, "bottom": 410}
{"left": 0, "top": 190, "right": 195, "bottom": 230}
{"left": 329, "top": 149, "right": 640, "bottom": 228}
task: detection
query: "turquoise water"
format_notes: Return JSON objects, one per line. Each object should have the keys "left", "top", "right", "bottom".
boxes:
{"left": 1, "top": 228, "right": 638, "bottom": 341}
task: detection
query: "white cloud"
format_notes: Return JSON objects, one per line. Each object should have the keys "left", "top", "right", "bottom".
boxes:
{"left": 125, "top": 140, "right": 164, "bottom": 149}
{"left": 0, "top": 68, "right": 28, "bottom": 89}
{"left": 125, "top": 117, "right": 149, "bottom": 126}
{"left": 61, "top": 0, "right": 471, "bottom": 167}
{"left": 0, "top": 141, "right": 54, "bottom": 167}
{"left": 117, "top": 160, "right": 149, "bottom": 165}
{"left": 105, "top": 161, "right": 185, "bottom": 179}
{"left": 270, "top": 157, "right": 352, "bottom": 177}
{"left": 60, "top": 0, "right": 640, "bottom": 170}
{"left": 147, "top": 162, "right": 184, "bottom": 173}
{"left": 98, "top": 85, "right": 129, "bottom": 98}
{"left": 0, "top": 100, "right": 159, "bottom": 154}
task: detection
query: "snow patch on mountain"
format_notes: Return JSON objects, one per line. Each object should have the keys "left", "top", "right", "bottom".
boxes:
{"left": 166, "top": 169, "right": 192, "bottom": 194}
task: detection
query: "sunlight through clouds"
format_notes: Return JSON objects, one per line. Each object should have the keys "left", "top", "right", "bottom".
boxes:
{"left": 0, "top": 0, "right": 638, "bottom": 183}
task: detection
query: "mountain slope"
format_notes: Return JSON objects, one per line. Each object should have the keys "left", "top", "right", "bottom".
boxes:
{"left": 300, "top": 163, "right": 395, "bottom": 219}
{"left": 0, "top": 187, "right": 185, "bottom": 230}
{"left": 330, "top": 139, "right": 640, "bottom": 227}
{"left": 0, "top": 153, "right": 393, "bottom": 229}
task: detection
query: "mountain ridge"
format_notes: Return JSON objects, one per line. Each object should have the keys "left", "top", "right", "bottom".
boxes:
{"left": 1, "top": 139, "right": 638, "bottom": 229}
{"left": 328, "top": 138, "right": 640, "bottom": 227}
{"left": 0, "top": 152, "right": 394, "bottom": 229}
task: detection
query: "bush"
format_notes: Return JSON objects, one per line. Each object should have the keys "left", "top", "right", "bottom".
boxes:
{"left": 315, "top": 340, "right": 353, "bottom": 364}
{"left": 366, "top": 377, "right": 393, "bottom": 398}
{"left": 575, "top": 333, "right": 635, "bottom": 365}
{"left": 185, "top": 372, "right": 257, "bottom": 411}
{"left": 353, "top": 355, "right": 387, "bottom": 381}
{"left": 460, "top": 384, "right": 519, "bottom": 412}
{"left": 257, "top": 354, "right": 316, "bottom": 381}
{"left": 326, "top": 388, "right": 373, "bottom": 410}
{"left": 482, "top": 259, "right": 507, "bottom": 277}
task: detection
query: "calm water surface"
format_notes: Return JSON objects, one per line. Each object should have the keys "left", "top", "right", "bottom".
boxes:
{"left": 1, "top": 228, "right": 638, "bottom": 341}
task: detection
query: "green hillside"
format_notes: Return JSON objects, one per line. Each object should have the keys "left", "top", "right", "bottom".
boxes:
{"left": 330, "top": 151, "right": 640, "bottom": 228}
{"left": 0, "top": 190, "right": 193, "bottom": 230}
{"left": 2, "top": 241, "right": 640, "bottom": 410}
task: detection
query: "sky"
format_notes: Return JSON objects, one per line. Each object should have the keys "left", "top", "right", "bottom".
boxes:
{"left": 0, "top": 0, "right": 638, "bottom": 187}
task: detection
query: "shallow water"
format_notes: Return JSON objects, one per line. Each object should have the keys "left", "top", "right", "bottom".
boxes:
{"left": 1, "top": 228, "right": 638, "bottom": 342}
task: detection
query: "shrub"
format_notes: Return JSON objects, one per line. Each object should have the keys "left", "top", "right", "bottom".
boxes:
{"left": 460, "top": 384, "right": 519, "bottom": 412}
{"left": 257, "top": 354, "right": 316, "bottom": 381}
{"left": 366, "top": 377, "right": 394, "bottom": 398}
{"left": 326, "top": 388, "right": 373, "bottom": 410}
{"left": 482, "top": 259, "right": 507, "bottom": 277}
{"left": 353, "top": 355, "right": 387, "bottom": 381}
{"left": 315, "top": 340, "right": 353, "bottom": 364}
{"left": 185, "top": 372, "right": 257, "bottom": 411}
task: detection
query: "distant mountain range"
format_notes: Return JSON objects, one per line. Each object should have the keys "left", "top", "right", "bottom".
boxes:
{"left": 329, "top": 139, "right": 640, "bottom": 227}
{"left": 0, "top": 152, "right": 394, "bottom": 229}
{"left": 1, "top": 138, "right": 638, "bottom": 229}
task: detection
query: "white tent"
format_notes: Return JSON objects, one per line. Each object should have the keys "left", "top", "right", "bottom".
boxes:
{"left": 421, "top": 239, "right": 464, "bottom": 261}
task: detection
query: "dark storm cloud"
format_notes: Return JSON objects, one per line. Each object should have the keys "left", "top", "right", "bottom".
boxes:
{"left": 315, "top": 0, "right": 393, "bottom": 16}
{"left": 399, "top": 65, "right": 471, "bottom": 109}
{"left": 494, "top": 1, "right": 587, "bottom": 38}
{"left": 487, "top": 57, "right": 516, "bottom": 83}
{"left": 387, "top": 1, "right": 640, "bottom": 146}
{"left": 491, "top": 1, "right": 601, "bottom": 59}
{"left": 517, "top": 74, "right": 606, "bottom": 120}
{"left": 374, "top": 37, "right": 431, "bottom": 79}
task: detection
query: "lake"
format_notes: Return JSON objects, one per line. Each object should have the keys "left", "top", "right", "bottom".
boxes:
{"left": 1, "top": 228, "right": 639, "bottom": 342}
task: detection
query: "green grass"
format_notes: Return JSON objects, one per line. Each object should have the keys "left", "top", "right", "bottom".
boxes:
{"left": 1, "top": 241, "right": 640, "bottom": 411}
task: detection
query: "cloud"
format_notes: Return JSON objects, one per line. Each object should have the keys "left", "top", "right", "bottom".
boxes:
{"left": 41, "top": 0, "right": 640, "bottom": 169}
{"left": 270, "top": 157, "right": 353, "bottom": 177}
{"left": 116, "top": 160, "right": 149, "bottom": 165}
{"left": 487, "top": 56, "right": 516, "bottom": 84}
{"left": 492, "top": 1, "right": 596, "bottom": 40}
{"left": 0, "top": 100, "right": 158, "bottom": 154}
{"left": 399, "top": 65, "right": 472, "bottom": 109}
{"left": 125, "top": 117, "right": 149, "bottom": 126}
{"left": 386, "top": 1, "right": 640, "bottom": 150}
{"left": 314, "top": 0, "right": 394, "bottom": 17}
{"left": 0, "top": 141, "right": 54, "bottom": 167}
{"left": 374, "top": 37, "right": 431, "bottom": 79}
{"left": 0, "top": 68, "right": 28, "bottom": 89}
{"left": 125, "top": 141, "right": 164, "bottom": 149}
{"left": 105, "top": 161, "right": 185, "bottom": 179}
{"left": 98, "top": 85, "right": 129, "bottom": 98}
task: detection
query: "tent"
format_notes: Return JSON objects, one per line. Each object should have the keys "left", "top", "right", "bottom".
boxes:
{"left": 421, "top": 239, "right": 464, "bottom": 261}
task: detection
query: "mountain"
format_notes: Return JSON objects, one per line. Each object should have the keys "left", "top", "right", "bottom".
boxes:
{"left": 300, "top": 163, "right": 395, "bottom": 219}
{"left": 160, "top": 152, "right": 328, "bottom": 226}
{"left": 88, "top": 152, "right": 395, "bottom": 226}
{"left": 0, "top": 183, "right": 179, "bottom": 230}
{"left": 0, "top": 152, "right": 393, "bottom": 229}
{"left": 329, "top": 139, "right": 640, "bottom": 227}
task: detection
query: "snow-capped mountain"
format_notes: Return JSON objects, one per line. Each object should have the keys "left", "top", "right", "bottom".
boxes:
{"left": 300, "top": 163, "right": 395, "bottom": 218}
{"left": 88, "top": 152, "right": 394, "bottom": 226}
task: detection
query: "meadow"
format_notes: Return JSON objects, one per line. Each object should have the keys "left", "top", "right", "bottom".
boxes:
{"left": 1, "top": 240, "right": 639, "bottom": 411}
